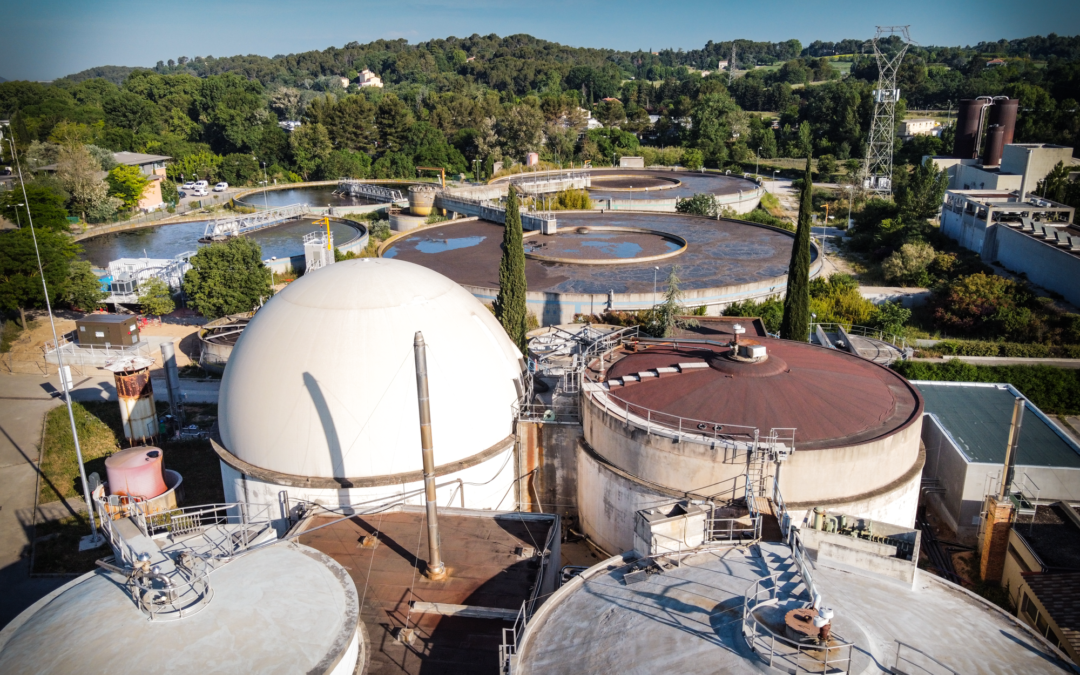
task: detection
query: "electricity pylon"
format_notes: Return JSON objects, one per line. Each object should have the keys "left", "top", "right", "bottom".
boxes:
{"left": 861, "top": 26, "right": 912, "bottom": 194}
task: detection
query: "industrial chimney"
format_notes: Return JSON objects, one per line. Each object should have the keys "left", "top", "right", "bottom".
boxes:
{"left": 983, "top": 124, "right": 1005, "bottom": 167}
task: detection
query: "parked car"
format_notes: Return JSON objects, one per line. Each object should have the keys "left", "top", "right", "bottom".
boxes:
{"left": 213, "top": 182, "right": 228, "bottom": 192}
{"left": 190, "top": 188, "right": 208, "bottom": 197}
{"left": 178, "top": 190, "right": 187, "bottom": 198}
{"left": 181, "top": 181, "right": 195, "bottom": 190}
{"left": 194, "top": 180, "right": 209, "bottom": 189}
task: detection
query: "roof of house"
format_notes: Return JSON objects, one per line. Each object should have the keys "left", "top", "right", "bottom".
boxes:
{"left": 1014, "top": 503, "right": 1080, "bottom": 571}
{"left": 915, "top": 382, "right": 1080, "bottom": 467}
{"left": 1022, "top": 571, "right": 1080, "bottom": 658}
{"left": 112, "top": 152, "right": 171, "bottom": 166}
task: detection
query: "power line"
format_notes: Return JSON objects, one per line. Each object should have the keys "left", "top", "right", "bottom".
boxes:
{"left": 862, "top": 26, "right": 912, "bottom": 195}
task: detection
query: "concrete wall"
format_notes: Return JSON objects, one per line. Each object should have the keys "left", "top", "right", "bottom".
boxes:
{"left": 219, "top": 445, "right": 518, "bottom": 535}
{"left": 817, "top": 541, "right": 918, "bottom": 587}
{"left": 953, "top": 164, "right": 1022, "bottom": 192}
{"left": 576, "top": 440, "right": 695, "bottom": 555}
{"left": 786, "top": 466, "right": 923, "bottom": 531}
{"left": 462, "top": 241, "right": 820, "bottom": 326}
{"left": 985, "top": 225, "right": 1080, "bottom": 308}
{"left": 940, "top": 204, "right": 991, "bottom": 254}
{"left": 1001, "top": 144, "right": 1075, "bottom": 198}
{"left": 533, "top": 422, "right": 583, "bottom": 522}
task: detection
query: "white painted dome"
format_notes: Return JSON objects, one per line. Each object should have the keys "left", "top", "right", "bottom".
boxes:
{"left": 218, "top": 258, "right": 523, "bottom": 479}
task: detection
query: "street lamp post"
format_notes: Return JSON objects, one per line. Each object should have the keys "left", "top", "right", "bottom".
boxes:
{"left": 653, "top": 266, "right": 660, "bottom": 305}
{"left": 3, "top": 126, "right": 104, "bottom": 550}
{"left": 756, "top": 147, "right": 761, "bottom": 178}
{"left": 846, "top": 184, "right": 854, "bottom": 230}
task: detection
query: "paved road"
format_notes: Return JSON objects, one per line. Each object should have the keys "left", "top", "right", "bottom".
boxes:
{"left": 0, "top": 370, "right": 220, "bottom": 628}
{"left": 0, "top": 372, "right": 66, "bottom": 628}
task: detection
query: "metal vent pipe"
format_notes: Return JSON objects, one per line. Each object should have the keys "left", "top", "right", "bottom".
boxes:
{"left": 414, "top": 331, "right": 447, "bottom": 580}
{"left": 999, "top": 397, "right": 1025, "bottom": 500}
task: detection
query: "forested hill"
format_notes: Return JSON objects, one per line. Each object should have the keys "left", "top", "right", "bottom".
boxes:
{"left": 55, "top": 32, "right": 1080, "bottom": 101}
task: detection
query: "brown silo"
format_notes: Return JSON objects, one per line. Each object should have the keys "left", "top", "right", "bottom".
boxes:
{"left": 983, "top": 124, "right": 1006, "bottom": 166}
{"left": 989, "top": 98, "right": 1019, "bottom": 146}
{"left": 953, "top": 99, "right": 985, "bottom": 159}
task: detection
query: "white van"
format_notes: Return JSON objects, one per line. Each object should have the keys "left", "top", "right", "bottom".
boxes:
{"left": 194, "top": 180, "right": 209, "bottom": 189}
{"left": 213, "top": 182, "right": 228, "bottom": 192}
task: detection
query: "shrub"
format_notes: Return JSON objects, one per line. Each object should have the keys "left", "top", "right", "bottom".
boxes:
{"left": 882, "top": 242, "right": 936, "bottom": 286}
{"left": 552, "top": 188, "right": 593, "bottom": 210}
{"left": 676, "top": 193, "right": 718, "bottom": 217}
{"left": 892, "top": 360, "right": 1080, "bottom": 415}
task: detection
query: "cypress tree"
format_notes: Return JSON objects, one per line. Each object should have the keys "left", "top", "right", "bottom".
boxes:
{"left": 494, "top": 185, "right": 529, "bottom": 353}
{"left": 780, "top": 157, "right": 813, "bottom": 341}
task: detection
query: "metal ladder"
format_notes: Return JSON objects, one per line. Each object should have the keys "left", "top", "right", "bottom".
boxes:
{"left": 746, "top": 431, "right": 769, "bottom": 500}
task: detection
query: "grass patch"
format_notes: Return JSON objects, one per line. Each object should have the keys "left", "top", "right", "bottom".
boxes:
{"left": 40, "top": 402, "right": 121, "bottom": 504}
{"left": 39, "top": 401, "right": 224, "bottom": 506}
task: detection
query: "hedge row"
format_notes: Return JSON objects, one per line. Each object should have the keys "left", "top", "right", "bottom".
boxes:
{"left": 893, "top": 359, "right": 1080, "bottom": 415}
{"left": 920, "top": 340, "right": 1080, "bottom": 359}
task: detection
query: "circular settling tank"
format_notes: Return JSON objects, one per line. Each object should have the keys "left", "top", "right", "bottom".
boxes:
{"left": 522, "top": 227, "right": 686, "bottom": 264}
{"left": 576, "top": 337, "right": 925, "bottom": 554}
{"left": 234, "top": 182, "right": 412, "bottom": 209}
{"left": 382, "top": 211, "right": 819, "bottom": 325}
{"left": 79, "top": 217, "right": 365, "bottom": 267}
{"left": 587, "top": 174, "right": 682, "bottom": 191}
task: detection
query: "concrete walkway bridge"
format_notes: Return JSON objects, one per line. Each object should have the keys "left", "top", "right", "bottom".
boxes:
{"left": 201, "top": 203, "right": 308, "bottom": 241}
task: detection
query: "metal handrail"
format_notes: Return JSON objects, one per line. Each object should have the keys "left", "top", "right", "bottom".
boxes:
{"left": 130, "top": 553, "right": 214, "bottom": 622}
{"left": 789, "top": 529, "right": 819, "bottom": 607}
{"left": 893, "top": 640, "right": 959, "bottom": 675}
{"left": 137, "top": 502, "right": 272, "bottom": 550}
{"left": 590, "top": 385, "right": 793, "bottom": 450}
{"left": 810, "top": 322, "right": 907, "bottom": 350}
{"left": 742, "top": 573, "right": 853, "bottom": 674}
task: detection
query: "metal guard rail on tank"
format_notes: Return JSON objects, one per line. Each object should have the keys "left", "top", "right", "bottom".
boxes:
{"left": 500, "top": 517, "right": 561, "bottom": 674}
{"left": 810, "top": 322, "right": 907, "bottom": 350}
{"left": 742, "top": 572, "right": 853, "bottom": 674}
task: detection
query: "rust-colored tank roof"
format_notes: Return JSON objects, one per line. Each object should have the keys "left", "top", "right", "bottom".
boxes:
{"left": 603, "top": 339, "right": 922, "bottom": 450}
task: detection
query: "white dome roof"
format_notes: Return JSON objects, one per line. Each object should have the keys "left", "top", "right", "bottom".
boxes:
{"left": 219, "top": 258, "right": 523, "bottom": 479}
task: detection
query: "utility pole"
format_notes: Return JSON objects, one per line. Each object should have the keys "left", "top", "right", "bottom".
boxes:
{"left": 729, "top": 43, "right": 737, "bottom": 86}
{"left": 861, "top": 26, "right": 912, "bottom": 195}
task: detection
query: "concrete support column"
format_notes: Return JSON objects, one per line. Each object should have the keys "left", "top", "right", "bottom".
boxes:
{"left": 979, "top": 495, "right": 1014, "bottom": 584}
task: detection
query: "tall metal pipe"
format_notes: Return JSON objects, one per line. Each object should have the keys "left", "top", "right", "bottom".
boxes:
{"left": 414, "top": 331, "right": 447, "bottom": 580}
{"left": 999, "top": 397, "right": 1025, "bottom": 500}
{"left": 160, "top": 342, "right": 183, "bottom": 426}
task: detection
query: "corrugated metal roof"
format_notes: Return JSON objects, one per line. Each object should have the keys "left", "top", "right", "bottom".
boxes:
{"left": 915, "top": 383, "right": 1080, "bottom": 468}
{"left": 604, "top": 338, "right": 922, "bottom": 449}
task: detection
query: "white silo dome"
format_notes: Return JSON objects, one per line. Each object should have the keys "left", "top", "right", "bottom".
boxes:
{"left": 218, "top": 258, "right": 523, "bottom": 480}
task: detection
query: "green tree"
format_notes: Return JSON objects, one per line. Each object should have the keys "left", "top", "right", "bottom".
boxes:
{"left": 780, "top": 157, "right": 813, "bottom": 341}
{"left": 895, "top": 157, "right": 948, "bottom": 220}
{"left": 289, "top": 122, "right": 333, "bottom": 180}
{"left": 183, "top": 237, "right": 272, "bottom": 320}
{"left": 106, "top": 165, "right": 149, "bottom": 209}
{"left": 675, "top": 193, "right": 718, "bottom": 217}
{"left": 816, "top": 154, "right": 838, "bottom": 181}
{"left": 66, "top": 260, "right": 107, "bottom": 311}
{"left": 55, "top": 144, "right": 109, "bottom": 218}
{"left": 0, "top": 226, "right": 80, "bottom": 328}
{"left": 493, "top": 186, "right": 528, "bottom": 353}
{"left": 1, "top": 184, "right": 71, "bottom": 232}
{"left": 375, "top": 94, "right": 413, "bottom": 154}
{"left": 318, "top": 149, "right": 372, "bottom": 180}
{"left": 219, "top": 153, "right": 261, "bottom": 186}
{"left": 166, "top": 150, "right": 223, "bottom": 183}
{"left": 137, "top": 277, "right": 175, "bottom": 316}
{"left": 872, "top": 301, "right": 911, "bottom": 336}
{"left": 683, "top": 148, "right": 704, "bottom": 171}
{"left": 690, "top": 92, "right": 739, "bottom": 165}
{"left": 796, "top": 121, "right": 813, "bottom": 158}
{"left": 882, "top": 242, "right": 936, "bottom": 286}
{"left": 648, "top": 265, "right": 697, "bottom": 338}
{"left": 371, "top": 152, "right": 416, "bottom": 179}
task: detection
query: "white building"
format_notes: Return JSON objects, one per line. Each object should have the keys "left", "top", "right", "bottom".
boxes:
{"left": 214, "top": 258, "right": 525, "bottom": 532}
{"left": 899, "top": 118, "right": 939, "bottom": 138}
{"left": 356, "top": 69, "right": 383, "bottom": 88}
{"left": 931, "top": 143, "right": 1074, "bottom": 193}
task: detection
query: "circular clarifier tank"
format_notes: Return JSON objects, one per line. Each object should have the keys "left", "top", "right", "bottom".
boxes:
{"left": 522, "top": 227, "right": 686, "bottom": 265}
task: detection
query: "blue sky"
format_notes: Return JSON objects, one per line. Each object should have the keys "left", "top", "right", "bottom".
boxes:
{"left": 4, "top": 0, "right": 1079, "bottom": 81}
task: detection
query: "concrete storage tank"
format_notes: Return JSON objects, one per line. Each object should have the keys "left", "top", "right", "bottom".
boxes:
{"left": 105, "top": 356, "right": 157, "bottom": 445}
{"left": 577, "top": 336, "right": 924, "bottom": 554}
{"left": 953, "top": 99, "right": 985, "bottom": 159}
{"left": 983, "top": 124, "right": 1006, "bottom": 166}
{"left": 408, "top": 184, "right": 438, "bottom": 216}
{"left": 989, "top": 97, "right": 1019, "bottom": 146}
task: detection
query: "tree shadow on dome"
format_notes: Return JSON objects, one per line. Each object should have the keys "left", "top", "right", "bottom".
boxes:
{"left": 303, "top": 372, "right": 349, "bottom": 487}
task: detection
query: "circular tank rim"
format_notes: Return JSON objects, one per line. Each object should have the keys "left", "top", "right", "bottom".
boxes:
{"left": 521, "top": 226, "right": 688, "bottom": 266}
{"left": 583, "top": 174, "right": 683, "bottom": 192}
{"left": 211, "top": 434, "right": 515, "bottom": 489}
{"left": 587, "top": 338, "right": 925, "bottom": 450}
